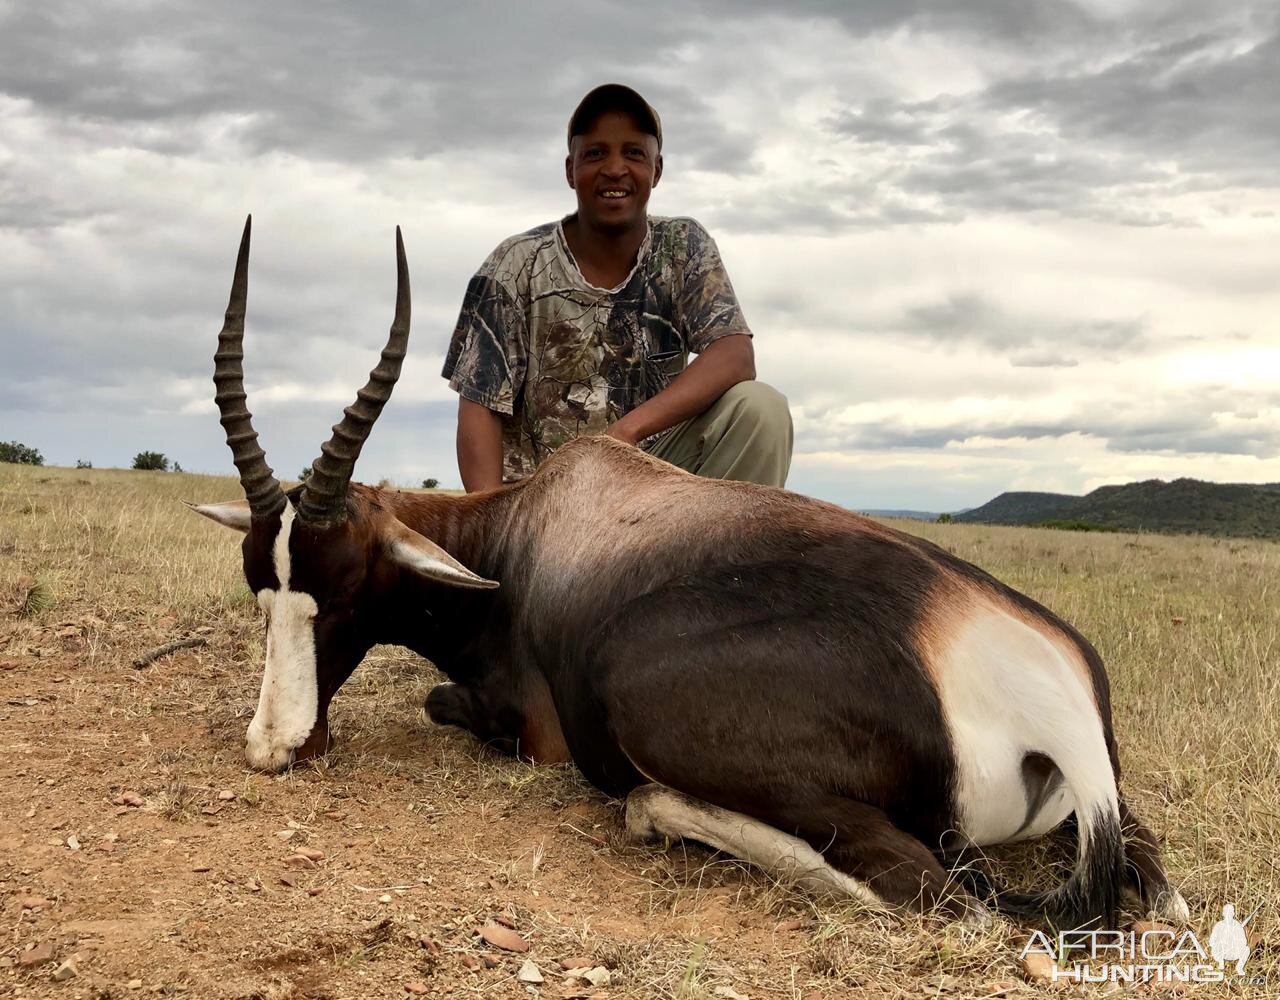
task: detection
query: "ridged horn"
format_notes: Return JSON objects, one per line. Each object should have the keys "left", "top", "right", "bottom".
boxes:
{"left": 298, "top": 227, "right": 410, "bottom": 526}
{"left": 213, "top": 216, "right": 287, "bottom": 521}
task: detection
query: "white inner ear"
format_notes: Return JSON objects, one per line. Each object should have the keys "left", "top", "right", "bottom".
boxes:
{"left": 387, "top": 529, "right": 499, "bottom": 589}
{"left": 186, "top": 499, "right": 252, "bottom": 533}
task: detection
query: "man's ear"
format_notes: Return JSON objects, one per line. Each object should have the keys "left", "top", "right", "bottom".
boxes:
{"left": 565, "top": 152, "right": 575, "bottom": 189}
{"left": 653, "top": 152, "right": 663, "bottom": 187}
{"left": 184, "top": 499, "right": 251, "bottom": 533}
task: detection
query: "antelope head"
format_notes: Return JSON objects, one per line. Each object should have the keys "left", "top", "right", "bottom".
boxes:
{"left": 190, "top": 218, "right": 497, "bottom": 771}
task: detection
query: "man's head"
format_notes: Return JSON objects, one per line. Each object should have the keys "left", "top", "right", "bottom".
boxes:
{"left": 565, "top": 84, "right": 663, "bottom": 235}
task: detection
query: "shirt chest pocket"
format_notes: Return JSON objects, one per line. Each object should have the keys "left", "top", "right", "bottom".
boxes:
{"left": 643, "top": 321, "right": 687, "bottom": 392}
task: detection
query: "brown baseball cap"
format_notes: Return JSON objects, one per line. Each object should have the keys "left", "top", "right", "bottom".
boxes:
{"left": 567, "top": 84, "right": 662, "bottom": 150}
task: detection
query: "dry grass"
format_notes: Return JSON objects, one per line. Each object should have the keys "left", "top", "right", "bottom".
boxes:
{"left": 1, "top": 462, "right": 1278, "bottom": 998}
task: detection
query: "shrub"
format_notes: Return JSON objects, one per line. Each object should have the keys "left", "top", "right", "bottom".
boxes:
{"left": 1038, "top": 518, "right": 1118, "bottom": 533}
{"left": 936, "top": 512, "right": 953, "bottom": 524}
{"left": 299, "top": 466, "right": 313, "bottom": 482}
{"left": 421, "top": 478, "right": 440, "bottom": 489}
{"left": 132, "top": 451, "right": 170, "bottom": 471}
{"left": 75, "top": 459, "right": 92, "bottom": 469}
{"left": 0, "top": 440, "right": 44, "bottom": 465}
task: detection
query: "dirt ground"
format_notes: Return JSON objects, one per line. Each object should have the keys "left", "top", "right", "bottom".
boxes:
{"left": 2, "top": 465, "right": 1278, "bottom": 998}
{"left": 0, "top": 624, "right": 1005, "bottom": 1000}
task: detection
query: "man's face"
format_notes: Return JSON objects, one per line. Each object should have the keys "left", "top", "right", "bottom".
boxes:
{"left": 565, "top": 110, "right": 663, "bottom": 234}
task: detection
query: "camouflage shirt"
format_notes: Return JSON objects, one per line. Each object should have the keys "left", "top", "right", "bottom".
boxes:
{"left": 442, "top": 215, "right": 752, "bottom": 482}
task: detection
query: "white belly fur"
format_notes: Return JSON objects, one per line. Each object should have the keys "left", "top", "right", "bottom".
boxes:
{"left": 934, "top": 603, "right": 1108, "bottom": 847}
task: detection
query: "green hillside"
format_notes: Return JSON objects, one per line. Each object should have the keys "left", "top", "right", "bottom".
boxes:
{"left": 955, "top": 478, "right": 1280, "bottom": 539}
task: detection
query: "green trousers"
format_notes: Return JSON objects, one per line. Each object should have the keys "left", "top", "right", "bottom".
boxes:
{"left": 645, "top": 381, "right": 793, "bottom": 487}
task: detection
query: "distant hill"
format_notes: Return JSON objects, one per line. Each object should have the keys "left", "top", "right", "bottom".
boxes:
{"left": 859, "top": 509, "right": 944, "bottom": 521}
{"left": 955, "top": 478, "right": 1280, "bottom": 540}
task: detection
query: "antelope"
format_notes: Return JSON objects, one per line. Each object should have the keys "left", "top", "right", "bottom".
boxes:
{"left": 191, "top": 217, "right": 1186, "bottom": 928}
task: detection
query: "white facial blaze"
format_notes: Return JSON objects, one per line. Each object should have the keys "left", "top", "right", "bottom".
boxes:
{"left": 245, "top": 505, "right": 320, "bottom": 771}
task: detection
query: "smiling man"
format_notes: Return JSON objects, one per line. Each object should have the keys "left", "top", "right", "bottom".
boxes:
{"left": 444, "top": 84, "right": 792, "bottom": 490}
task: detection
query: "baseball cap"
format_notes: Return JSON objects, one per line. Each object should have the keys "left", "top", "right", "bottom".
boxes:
{"left": 567, "top": 84, "right": 662, "bottom": 151}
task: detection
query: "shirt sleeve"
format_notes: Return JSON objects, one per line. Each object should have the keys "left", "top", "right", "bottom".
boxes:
{"left": 441, "top": 245, "right": 528, "bottom": 416}
{"left": 677, "top": 221, "right": 753, "bottom": 354}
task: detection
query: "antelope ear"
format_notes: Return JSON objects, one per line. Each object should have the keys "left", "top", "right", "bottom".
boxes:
{"left": 385, "top": 521, "right": 499, "bottom": 590}
{"left": 185, "top": 499, "right": 252, "bottom": 533}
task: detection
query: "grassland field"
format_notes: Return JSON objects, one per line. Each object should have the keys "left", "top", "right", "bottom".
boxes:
{"left": 1, "top": 462, "right": 1277, "bottom": 999}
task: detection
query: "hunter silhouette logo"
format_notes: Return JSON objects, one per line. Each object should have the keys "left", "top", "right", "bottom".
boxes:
{"left": 1208, "top": 903, "right": 1255, "bottom": 975}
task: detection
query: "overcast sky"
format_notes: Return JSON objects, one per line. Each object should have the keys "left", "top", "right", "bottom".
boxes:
{"left": 2, "top": 0, "right": 1277, "bottom": 511}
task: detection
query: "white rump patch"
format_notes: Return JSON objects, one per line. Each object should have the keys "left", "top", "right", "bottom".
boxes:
{"left": 625, "top": 784, "right": 886, "bottom": 909}
{"left": 245, "top": 504, "right": 319, "bottom": 771}
{"left": 936, "top": 604, "right": 1117, "bottom": 846}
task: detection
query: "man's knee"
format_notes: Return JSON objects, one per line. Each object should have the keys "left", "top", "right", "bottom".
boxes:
{"left": 718, "top": 381, "right": 792, "bottom": 431}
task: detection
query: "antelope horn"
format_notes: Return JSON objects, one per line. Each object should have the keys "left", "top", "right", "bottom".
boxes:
{"left": 299, "top": 227, "right": 410, "bottom": 526}
{"left": 213, "top": 216, "right": 287, "bottom": 521}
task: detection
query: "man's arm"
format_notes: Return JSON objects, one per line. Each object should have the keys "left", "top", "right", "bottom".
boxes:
{"left": 608, "top": 334, "right": 755, "bottom": 445}
{"left": 456, "top": 397, "right": 505, "bottom": 492}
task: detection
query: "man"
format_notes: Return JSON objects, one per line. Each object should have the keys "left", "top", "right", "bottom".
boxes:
{"left": 443, "top": 84, "right": 792, "bottom": 491}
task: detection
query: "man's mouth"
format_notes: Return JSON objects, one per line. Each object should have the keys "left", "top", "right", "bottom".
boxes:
{"left": 598, "top": 189, "right": 631, "bottom": 200}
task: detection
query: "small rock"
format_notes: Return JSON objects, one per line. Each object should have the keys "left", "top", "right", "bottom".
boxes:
{"left": 713, "top": 987, "right": 748, "bottom": 1000}
{"left": 98, "top": 838, "right": 116, "bottom": 854}
{"left": 518, "top": 960, "right": 544, "bottom": 984}
{"left": 66, "top": 834, "right": 81, "bottom": 850}
{"left": 200, "top": 806, "right": 221, "bottom": 816}
{"left": 1020, "top": 951, "right": 1071, "bottom": 982}
{"left": 460, "top": 953, "right": 480, "bottom": 970}
{"left": 284, "top": 854, "right": 316, "bottom": 869}
{"left": 561, "top": 956, "right": 592, "bottom": 971}
{"left": 191, "top": 864, "right": 210, "bottom": 873}
{"left": 494, "top": 913, "right": 518, "bottom": 929}
{"left": 18, "top": 941, "right": 56, "bottom": 967}
{"left": 323, "top": 810, "right": 346, "bottom": 820}
{"left": 774, "top": 919, "right": 805, "bottom": 933}
{"left": 480, "top": 923, "right": 530, "bottom": 953}
{"left": 294, "top": 846, "right": 324, "bottom": 862}
{"left": 421, "top": 937, "right": 442, "bottom": 953}
{"left": 20, "top": 895, "right": 48, "bottom": 910}
{"left": 116, "top": 792, "right": 145, "bottom": 807}
{"left": 0, "top": 957, "right": 12, "bottom": 968}
{"left": 52, "top": 958, "right": 78, "bottom": 981}
{"left": 379, "top": 894, "right": 393, "bottom": 903}
{"left": 217, "top": 790, "right": 236, "bottom": 801}
{"left": 405, "top": 982, "right": 430, "bottom": 995}
{"left": 24, "top": 806, "right": 35, "bottom": 818}
{"left": 246, "top": 879, "right": 262, "bottom": 892}
{"left": 278, "top": 874, "right": 297, "bottom": 887}
{"left": 985, "top": 982, "right": 1018, "bottom": 997}
{"left": 276, "top": 829, "right": 299, "bottom": 841}
{"left": 127, "top": 979, "right": 143, "bottom": 990}
{"left": 308, "top": 887, "right": 323, "bottom": 896}
{"left": 582, "top": 967, "right": 611, "bottom": 987}
{"left": 482, "top": 953, "right": 500, "bottom": 969}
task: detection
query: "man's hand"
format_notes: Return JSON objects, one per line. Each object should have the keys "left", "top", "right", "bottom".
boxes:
{"left": 456, "top": 397, "right": 504, "bottom": 492}
{"left": 608, "top": 334, "right": 755, "bottom": 445}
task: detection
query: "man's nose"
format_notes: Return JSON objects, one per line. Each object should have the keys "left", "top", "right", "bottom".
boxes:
{"left": 601, "top": 153, "right": 627, "bottom": 176}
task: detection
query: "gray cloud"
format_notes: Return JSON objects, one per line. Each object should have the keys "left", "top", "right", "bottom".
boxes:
{"left": 804, "top": 388, "right": 1280, "bottom": 459}
{"left": 898, "top": 292, "right": 1146, "bottom": 355}
{"left": 0, "top": 2, "right": 759, "bottom": 172}
{"left": 815, "top": 3, "right": 1279, "bottom": 226}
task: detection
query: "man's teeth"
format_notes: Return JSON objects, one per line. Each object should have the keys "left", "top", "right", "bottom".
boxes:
{"left": 601, "top": 190, "right": 629, "bottom": 198}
